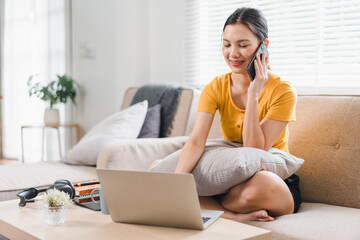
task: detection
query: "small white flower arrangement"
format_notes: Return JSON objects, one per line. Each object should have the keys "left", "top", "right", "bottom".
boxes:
{"left": 41, "top": 188, "right": 72, "bottom": 207}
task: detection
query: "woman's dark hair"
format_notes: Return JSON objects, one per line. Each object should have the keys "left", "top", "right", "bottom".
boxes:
{"left": 223, "top": 7, "right": 268, "bottom": 41}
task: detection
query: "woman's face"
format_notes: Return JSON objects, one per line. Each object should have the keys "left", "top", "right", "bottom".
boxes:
{"left": 222, "top": 23, "right": 261, "bottom": 75}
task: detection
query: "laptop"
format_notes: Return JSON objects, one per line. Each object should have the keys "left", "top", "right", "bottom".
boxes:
{"left": 96, "top": 169, "right": 224, "bottom": 230}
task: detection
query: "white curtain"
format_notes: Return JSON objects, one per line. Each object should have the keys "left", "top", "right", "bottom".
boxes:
{"left": 2, "top": 0, "right": 67, "bottom": 161}
{"left": 185, "top": 0, "right": 360, "bottom": 94}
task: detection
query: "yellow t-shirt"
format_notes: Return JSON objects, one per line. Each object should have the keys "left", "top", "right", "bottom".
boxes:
{"left": 198, "top": 72, "right": 297, "bottom": 153}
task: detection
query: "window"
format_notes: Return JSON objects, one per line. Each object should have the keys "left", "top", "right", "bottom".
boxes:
{"left": 185, "top": 0, "right": 360, "bottom": 94}
{"left": 1, "top": 0, "right": 69, "bottom": 161}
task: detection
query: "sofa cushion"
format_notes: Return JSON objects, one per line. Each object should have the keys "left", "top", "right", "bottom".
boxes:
{"left": 150, "top": 139, "right": 304, "bottom": 196}
{"left": 97, "top": 136, "right": 189, "bottom": 170}
{"left": 0, "top": 162, "right": 97, "bottom": 202}
{"left": 242, "top": 202, "right": 360, "bottom": 240}
{"left": 63, "top": 100, "right": 148, "bottom": 166}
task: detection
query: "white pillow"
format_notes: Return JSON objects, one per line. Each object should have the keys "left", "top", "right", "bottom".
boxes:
{"left": 63, "top": 100, "right": 148, "bottom": 166}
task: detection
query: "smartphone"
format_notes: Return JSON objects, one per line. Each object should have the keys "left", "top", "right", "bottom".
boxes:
{"left": 246, "top": 42, "right": 269, "bottom": 81}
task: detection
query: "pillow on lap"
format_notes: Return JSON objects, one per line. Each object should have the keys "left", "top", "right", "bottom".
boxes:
{"left": 149, "top": 139, "right": 304, "bottom": 196}
{"left": 63, "top": 100, "right": 148, "bottom": 166}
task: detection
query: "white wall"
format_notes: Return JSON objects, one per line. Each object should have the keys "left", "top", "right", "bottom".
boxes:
{"left": 114, "top": 0, "right": 150, "bottom": 110}
{"left": 71, "top": 0, "right": 186, "bottom": 133}
{"left": 149, "top": 0, "right": 185, "bottom": 84}
{"left": 71, "top": 0, "right": 117, "bottom": 132}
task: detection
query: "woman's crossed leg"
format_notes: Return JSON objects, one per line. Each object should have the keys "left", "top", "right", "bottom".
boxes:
{"left": 199, "top": 171, "right": 294, "bottom": 222}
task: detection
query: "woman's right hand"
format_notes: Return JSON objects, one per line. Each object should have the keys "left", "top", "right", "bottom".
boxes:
{"left": 248, "top": 52, "right": 269, "bottom": 99}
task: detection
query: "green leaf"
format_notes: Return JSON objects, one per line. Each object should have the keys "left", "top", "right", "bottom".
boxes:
{"left": 26, "top": 74, "right": 79, "bottom": 108}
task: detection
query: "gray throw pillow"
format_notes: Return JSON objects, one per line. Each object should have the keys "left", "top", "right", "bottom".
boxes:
{"left": 149, "top": 139, "right": 304, "bottom": 196}
{"left": 138, "top": 104, "right": 161, "bottom": 138}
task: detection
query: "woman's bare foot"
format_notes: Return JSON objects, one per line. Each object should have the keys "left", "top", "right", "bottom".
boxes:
{"left": 223, "top": 210, "right": 275, "bottom": 222}
{"left": 199, "top": 196, "right": 275, "bottom": 222}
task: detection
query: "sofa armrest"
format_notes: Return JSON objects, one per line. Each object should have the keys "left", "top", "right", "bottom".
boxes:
{"left": 96, "top": 136, "right": 188, "bottom": 171}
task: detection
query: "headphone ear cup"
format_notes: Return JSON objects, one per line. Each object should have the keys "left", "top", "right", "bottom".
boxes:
{"left": 48, "top": 179, "right": 76, "bottom": 199}
{"left": 16, "top": 187, "right": 41, "bottom": 207}
{"left": 17, "top": 188, "right": 39, "bottom": 200}
{"left": 54, "top": 179, "right": 70, "bottom": 185}
{"left": 66, "top": 181, "right": 76, "bottom": 199}
{"left": 60, "top": 180, "right": 75, "bottom": 199}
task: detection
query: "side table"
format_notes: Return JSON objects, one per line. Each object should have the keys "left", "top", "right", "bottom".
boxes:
{"left": 21, "top": 123, "right": 80, "bottom": 163}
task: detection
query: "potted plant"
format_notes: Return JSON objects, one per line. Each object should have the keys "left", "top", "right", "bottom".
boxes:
{"left": 41, "top": 188, "right": 72, "bottom": 225}
{"left": 27, "top": 74, "right": 78, "bottom": 125}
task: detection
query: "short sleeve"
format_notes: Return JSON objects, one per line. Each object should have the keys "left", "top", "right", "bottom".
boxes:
{"left": 198, "top": 80, "right": 218, "bottom": 115}
{"left": 265, "top": 83, "right": 297, "bottom": 122}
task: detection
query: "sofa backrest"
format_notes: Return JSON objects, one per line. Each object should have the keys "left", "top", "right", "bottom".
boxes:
{"left": 288, "top": 95, "right": 360, "bottom": 209}
{"left": 121, "top": 87, "right": 201, "bottom": 137}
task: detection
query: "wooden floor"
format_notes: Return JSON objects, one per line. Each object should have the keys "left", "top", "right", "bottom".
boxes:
{"left": 0, "top": 159, "right": 20, "bottom": 165}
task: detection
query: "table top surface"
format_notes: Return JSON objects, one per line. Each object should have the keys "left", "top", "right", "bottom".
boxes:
{"left": 0, "top": 199, "right": 270, "bottom": 240}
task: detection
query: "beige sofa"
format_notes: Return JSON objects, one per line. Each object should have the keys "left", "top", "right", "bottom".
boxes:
{"left": 98, "top": 89, "right": 360, "bottom": 240}
{"left": 1, "top": 87, "right": 359, "bottom": 239}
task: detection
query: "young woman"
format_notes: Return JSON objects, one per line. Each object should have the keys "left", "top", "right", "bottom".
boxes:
{"left": 152, "top": 7, "right": 302, "bottom": 222}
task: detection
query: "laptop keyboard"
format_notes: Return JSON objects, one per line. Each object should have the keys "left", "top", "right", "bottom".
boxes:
{"left": 202, "top": 217, "right": 211, "bottom": 224}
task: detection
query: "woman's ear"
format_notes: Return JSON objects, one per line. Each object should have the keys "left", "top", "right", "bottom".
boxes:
{"left": 264, "top": 39, "right": 269, "bottom": 48}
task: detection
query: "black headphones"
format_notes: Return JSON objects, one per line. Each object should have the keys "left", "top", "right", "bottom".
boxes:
{"left": 16, "top": 179, "right": 75, "bottom": 207}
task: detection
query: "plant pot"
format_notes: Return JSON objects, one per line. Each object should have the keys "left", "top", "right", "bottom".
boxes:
{"left": 43, "top": 205, "right": 68, "bottom": 225}
{"left": 44, "top": 108, "right": 60, "bottom": 125}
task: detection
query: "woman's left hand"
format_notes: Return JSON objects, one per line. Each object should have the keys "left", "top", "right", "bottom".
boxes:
{"left": 248, "top": 52, "right": 269, "bottom": 99}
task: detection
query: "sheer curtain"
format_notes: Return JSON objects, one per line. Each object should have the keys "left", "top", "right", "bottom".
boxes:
{"left": 184, "top": 0, "right": 360, "bottom": 94}
{"left": 2, "top": 0, "right": 68, "bottom": 161}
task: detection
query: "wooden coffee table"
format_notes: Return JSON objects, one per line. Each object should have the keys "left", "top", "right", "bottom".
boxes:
{"left": 0, "top": 199, "right": 270, "bottom": 240}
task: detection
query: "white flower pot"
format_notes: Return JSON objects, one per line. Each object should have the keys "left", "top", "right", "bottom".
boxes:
{"left": 44, "top": 108, "right": 60, "bottom": 125}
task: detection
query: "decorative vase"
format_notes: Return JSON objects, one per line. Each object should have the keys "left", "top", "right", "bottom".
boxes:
{"left": 44, "top": 108, "right": 60, "bottom": 125}
{"left": 43, "top": 205, "right": 68, "bottom": 225}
